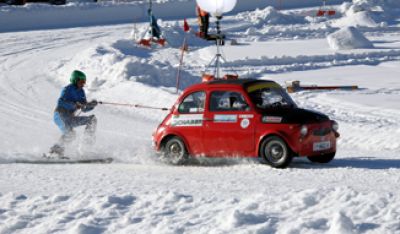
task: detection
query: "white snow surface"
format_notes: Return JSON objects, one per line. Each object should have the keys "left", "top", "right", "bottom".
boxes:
{"left": 1, "top": 0, "right": 400, "bottom": 233}
{"left": 327, "top": 26, "right": 374, "bottom": 50}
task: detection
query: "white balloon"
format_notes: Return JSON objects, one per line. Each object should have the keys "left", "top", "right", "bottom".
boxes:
{"left": 196, "top": 0, "right": 237, "bottom": 17}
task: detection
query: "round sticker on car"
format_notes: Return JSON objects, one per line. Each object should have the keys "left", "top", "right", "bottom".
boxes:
{"left": 240, "top": 118, "right": 250, "bottom": 129}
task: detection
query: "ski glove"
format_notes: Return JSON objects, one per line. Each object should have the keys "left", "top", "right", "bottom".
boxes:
{"left": 92, "top": 100, "right": 98, "bottom": 106}
{"left": 81, "top": 100, "right": 97, "bottom": 112}
{"left": 76, "top": 102, "right": 84, "bottom": 109}
{"left": 87, "top": 100, "right": 98, "bottom": 108}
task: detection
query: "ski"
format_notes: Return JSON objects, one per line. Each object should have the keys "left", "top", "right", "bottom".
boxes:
{"left": 15, "top": 157, "right": 113, "bottom": 164}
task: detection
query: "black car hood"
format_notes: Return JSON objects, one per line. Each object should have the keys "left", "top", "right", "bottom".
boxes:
{"left": 260, "top": 108, "right": 329, "bottom": 124}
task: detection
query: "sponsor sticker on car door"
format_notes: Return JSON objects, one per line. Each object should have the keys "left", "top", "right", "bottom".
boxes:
{"left": 171, "top": 114, "right": 204, "bottom": 126}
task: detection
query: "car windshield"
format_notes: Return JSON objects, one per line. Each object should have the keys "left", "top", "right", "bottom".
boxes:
{"left": 247, "top": 85, "right": 297, "bottom": 109}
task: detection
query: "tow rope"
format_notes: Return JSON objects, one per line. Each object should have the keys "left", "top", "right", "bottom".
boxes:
{"left": 98, "top": 101, "right": 169, "bottom": 111}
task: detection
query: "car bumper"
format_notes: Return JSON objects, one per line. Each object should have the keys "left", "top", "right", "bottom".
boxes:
{"left": 296, "top": 122, "right": 338, "bottom": 157}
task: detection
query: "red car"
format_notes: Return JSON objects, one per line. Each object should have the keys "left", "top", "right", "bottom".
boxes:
{"left": 152, "top": 79, "right": 339, "bottom": 168}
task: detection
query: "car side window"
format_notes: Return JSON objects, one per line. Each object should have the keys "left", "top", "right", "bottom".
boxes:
{"left": 178, "top": 91, "right": 206, "bottom": 114}
{"left": 209, "top": 91, "right": 249, "bottom": 112}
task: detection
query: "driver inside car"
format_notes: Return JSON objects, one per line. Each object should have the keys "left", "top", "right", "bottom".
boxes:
{"left": 261, "top": 90, "right": 283, "bottom": 107}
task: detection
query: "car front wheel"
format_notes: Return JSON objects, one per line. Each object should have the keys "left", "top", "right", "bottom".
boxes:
{"left": 307, "top": 152, "right": 335, "bottom": 163}
{"left": 260, "top": 136, "right": 293, "bottom": 168}
{"left": 49, "top": 0, "right": 66, "bottom": 5}
{"left": 161, "top": 137, "right": 188, "bottom": 165}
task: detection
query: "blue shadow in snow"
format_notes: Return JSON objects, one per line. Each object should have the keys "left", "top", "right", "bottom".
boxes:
{"left": 112, "top": 39, "right": 152, "bottom": 58}
{"left": 292, "top": 157, "right": 400, "bottom": 170}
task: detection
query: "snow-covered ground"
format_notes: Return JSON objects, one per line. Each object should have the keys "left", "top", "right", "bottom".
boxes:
{"left": 1, "top": 0, "right": 400, "bottom": 233}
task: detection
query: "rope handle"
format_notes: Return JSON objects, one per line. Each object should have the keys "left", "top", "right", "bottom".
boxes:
{"left": 98, "top": 101, "right": 169, "bottom": 111}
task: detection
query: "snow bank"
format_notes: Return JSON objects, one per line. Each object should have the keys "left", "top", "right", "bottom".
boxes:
{"left": 351, "top": 0, "right": 400, "bottom": 10}
{"left": 333, "top": 0, "right": 400, "bottom": 28}
{"left": 334, "top": 6, "right": 381, "bottom": 27}
{"left": 327, "top": 26, "right": 374, "bottom": 50}
{"left": 237, "top": 6, "right": 307, "bottom": 27}
{"left": 335, "top": 3, "right": 383, "bottom": 28}
{"left": 56, "top": 39, "right": 199, "bottom": 90}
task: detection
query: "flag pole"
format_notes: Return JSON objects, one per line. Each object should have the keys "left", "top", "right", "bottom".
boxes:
{"left": 175, "top": 19, "right": 190, "bottom": 94}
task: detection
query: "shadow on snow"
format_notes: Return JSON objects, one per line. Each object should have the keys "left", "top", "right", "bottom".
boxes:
{"left": 292, "top": 156, "right": 400, "bottom": 170}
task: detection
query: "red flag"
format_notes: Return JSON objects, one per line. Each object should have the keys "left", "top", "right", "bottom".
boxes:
{"left": 183, "top": 18, "right": 190, "bottom": 32}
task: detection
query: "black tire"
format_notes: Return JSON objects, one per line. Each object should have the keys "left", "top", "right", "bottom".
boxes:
{"left": 260, "top": 136, "right": 293, "bottom": 169}
{"left": 49, "top": 0, "right": 66, "bottom": 5}
{"left": 307, "top": 152, "right": 335, "bottom": 163}
{"left": 161, "top": 137, "right": 188, "bottom": 165}
{"left": 6, "top": 0, "right": 25, "bottom": 5}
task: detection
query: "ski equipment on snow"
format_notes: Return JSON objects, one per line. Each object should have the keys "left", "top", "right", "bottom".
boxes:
{"left": 17, "top": 157, "right": 113, "bottom": 164}
{"left": 138, "top": 0, "right": 167, "bottom": 48}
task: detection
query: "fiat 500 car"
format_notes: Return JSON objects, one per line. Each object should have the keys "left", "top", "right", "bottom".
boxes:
{"left": 152, "top": 79, "right": 339, "bottom": 168}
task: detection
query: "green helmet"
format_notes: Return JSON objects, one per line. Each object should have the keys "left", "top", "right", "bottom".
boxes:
{"left": 70, "top": 70, "right": 86, "bottom": 85}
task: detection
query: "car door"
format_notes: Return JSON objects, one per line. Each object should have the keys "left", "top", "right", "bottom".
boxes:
{"left": 202, "top": 89, "right": 255, "bottom": 156}
{"left": 171, "top": 91, "right": 206, "bottom": 155}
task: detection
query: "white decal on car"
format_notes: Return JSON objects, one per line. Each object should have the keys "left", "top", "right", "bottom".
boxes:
{"left": 240, "top": 119, "right": 250, "bottom": 129}
{"left": 214, "top": 114, "right": 238, "bottom": 123}
{"left": 262, "top": 116, "right": 282, "bottom": 123}
{"left": 239, "top": 114, "right": 254, "bottom": 119}
{"left": 171, "top": 114, "right": 204, "bottom": 126}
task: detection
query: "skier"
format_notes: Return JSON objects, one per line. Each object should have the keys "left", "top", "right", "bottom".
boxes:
{"left": 47, "top": 70, "right": 98, "bottom": 158}
{"left": 196, "top": 4, "right": 210, "bottom": 39}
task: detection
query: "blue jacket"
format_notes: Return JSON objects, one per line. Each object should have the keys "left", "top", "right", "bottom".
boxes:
{"left": 56, "top": 84, "right": 93, "bottom": 114}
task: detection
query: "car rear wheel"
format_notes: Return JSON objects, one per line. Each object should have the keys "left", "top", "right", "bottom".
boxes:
{"left": 162, "top": 137, "right": 188, "bottom": 165}
{"left": 260, "top": 136, "right": 293, "bottom": 168}
{"left": 307, "top": 152, "right": 335, "bottom": 163}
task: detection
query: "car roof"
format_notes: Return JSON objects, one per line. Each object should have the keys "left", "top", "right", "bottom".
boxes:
{"left": 209, "top": 79, "right": 264, "bottom": 85}
{"left": 186, "top": 79, "right": 279, "bottom": 91}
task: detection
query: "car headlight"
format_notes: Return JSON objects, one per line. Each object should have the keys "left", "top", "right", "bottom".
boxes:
{"left": 300, "top": 125, "right": 308, "bottom": 137}
{"left": 332, "top": 120, "right": 339, "bottom": 132}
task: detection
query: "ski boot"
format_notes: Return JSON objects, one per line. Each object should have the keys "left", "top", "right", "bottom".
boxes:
{"left": 79, "top": 116, "right": 97, "bottom": 154}
{"left": 84, "top": 115, "right": 97, "bottom": 145}
{"left": 44, "top": 144, "right": 69, "bottom": 160}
